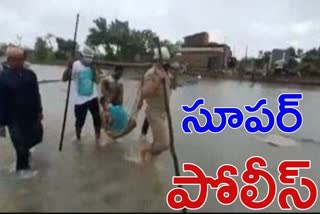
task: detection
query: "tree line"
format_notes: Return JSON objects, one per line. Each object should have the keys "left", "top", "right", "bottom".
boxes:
{"left": 238, "top": 46, "right": 320, "bottom": 77}
{"left": 1, "top": 16, "right": 320, "bottom": 77}
{"left": 31, "top": 17, "right": 182, "bottom": 63}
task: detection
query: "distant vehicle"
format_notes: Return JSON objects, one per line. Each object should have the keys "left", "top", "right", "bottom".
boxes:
{"left": 270, "top": 49, "right": 300, "bottom": 76}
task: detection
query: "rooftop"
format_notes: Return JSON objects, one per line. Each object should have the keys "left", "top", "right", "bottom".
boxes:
{"left": 178, "top": 47, "right": 225, "bottom": 53}
{"left": 183, "top": 32, "right": 208, "bottom": 39}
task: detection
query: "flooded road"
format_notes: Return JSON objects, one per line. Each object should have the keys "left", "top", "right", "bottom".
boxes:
{"left": 1, "top": 64, "right": 320, "bottom": 212}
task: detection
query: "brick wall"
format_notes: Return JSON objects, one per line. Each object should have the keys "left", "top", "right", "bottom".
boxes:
{"left": 180, "top": 51, "right": 225, "bottom": 72}
{"left": 184, "top": 32, "right": 209, "bottom": 47}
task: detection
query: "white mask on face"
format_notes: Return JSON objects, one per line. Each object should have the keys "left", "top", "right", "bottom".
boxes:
{"left": 82, "top": 56, "right": 93, "bottom": 65}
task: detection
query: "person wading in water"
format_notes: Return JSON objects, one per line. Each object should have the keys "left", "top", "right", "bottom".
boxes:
{"left": 138, "top": 55, "right": 178, "bottom": 150}
{"left": 62, "top": 47, "right": 102, "bottom": 145}
{"left": 139, "top": 47, "right": 177, "bottom": 163}
{"left": 0, "top": 47, "right": 43, "bottom": 177}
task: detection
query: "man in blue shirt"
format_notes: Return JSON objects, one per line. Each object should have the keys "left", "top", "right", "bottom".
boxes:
{"left": 0, "top": 47, "right": 43, "bottom": 174}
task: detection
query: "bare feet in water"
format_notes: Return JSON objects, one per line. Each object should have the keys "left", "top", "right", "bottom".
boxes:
{"left": 96, "top": 137, "right": 108, "bottom": 147}
{"left": 72, "top": 136, "right": 81, "bottom": 144}
{"left": 95, "top": 137, "right": 101, "bottom": 145}
{"left": 139, "top": 143, "right": 149, "bottom": 162}
{"left": 139, "top": 144, "right": 158, "bottom": 163}
{"left": 17, "top": 169, "right": 38, "bottom": 179}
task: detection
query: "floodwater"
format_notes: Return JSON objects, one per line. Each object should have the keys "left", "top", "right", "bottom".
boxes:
{"left": 1, "top": 64, "right": 320, "bottom": 212}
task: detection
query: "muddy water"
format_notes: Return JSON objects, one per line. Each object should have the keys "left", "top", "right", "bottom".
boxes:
{"left": 1, "top": 64, "right": 320, "bottom": 212}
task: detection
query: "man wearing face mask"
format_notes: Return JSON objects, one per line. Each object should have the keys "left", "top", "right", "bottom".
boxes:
{"left": 62, "top": 47, "right": 102, "bottom": 145}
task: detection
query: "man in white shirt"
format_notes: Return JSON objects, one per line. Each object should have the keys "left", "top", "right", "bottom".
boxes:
{"left": 62, "top": 47, "right": 102, "bottom": 144}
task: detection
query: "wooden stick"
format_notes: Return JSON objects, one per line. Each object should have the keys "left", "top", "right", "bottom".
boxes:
{"left": 59, "top": 13, "right": 80, "bottom": 151}
{"left": 155, "top": 37, "right": 186, "bottom": 213}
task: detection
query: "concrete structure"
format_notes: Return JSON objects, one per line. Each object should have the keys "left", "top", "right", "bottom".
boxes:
{"left": 176, "top": 32, "right": 232, "bottom": 72}
{"left": 183, "top": 32, "right": 209, "bottom": 47}
{"left": 269, "top": 49, "right": 290, "bottom": 70}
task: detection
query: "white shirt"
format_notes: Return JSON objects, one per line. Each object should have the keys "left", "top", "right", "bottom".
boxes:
{"left": 71, "top": 60, "right": 98, "bottom": 105}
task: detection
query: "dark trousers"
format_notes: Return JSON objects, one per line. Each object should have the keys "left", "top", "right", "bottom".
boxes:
{"left": 8, "top": 121, "right": 43, "bottom": 171}
{"left": 74, "top": 98, "right": 101, "bottom": 131}
{"left": 141, "top": 117, "right": 149, "bottom": 135}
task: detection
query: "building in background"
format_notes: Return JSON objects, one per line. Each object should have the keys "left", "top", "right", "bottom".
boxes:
{"left": 175, "top": 32, "right": 232, "bottom": 72}
{"left": 268, "top": 48, "right": 301, "bottom": 76}
{"left": 269, "top": 49, "right": 290, "bottom": 70}
{"left": 183, "top": 32, "right": 209, "bottom": 47}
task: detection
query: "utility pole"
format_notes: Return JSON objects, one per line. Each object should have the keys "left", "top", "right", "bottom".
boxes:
{"left": 233, "top": 45, "right": 236, "bottom": 57}
{"left": 16, "top": 34, "right": 22, "bottom": 47}
{"left": 245, "top": 45, "right": 248, "bottom": 60}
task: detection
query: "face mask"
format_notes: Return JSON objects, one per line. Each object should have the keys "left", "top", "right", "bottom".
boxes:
{"left": 82, "top": 56, "right": 93, "bottom": 65}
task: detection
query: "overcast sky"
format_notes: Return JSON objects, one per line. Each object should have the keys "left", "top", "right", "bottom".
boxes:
{"left": 1, "top": 0, "right": 320, "bottom": 58}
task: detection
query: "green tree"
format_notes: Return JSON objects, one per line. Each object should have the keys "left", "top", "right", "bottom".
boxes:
{"left": 287, "top": 47, "right": 297, "bottom": 57}
{"left": 228, "top": 57, "right": 237, "bottom": 69}
{"left": 109, "top": 19, "right": 130, "bottom": 58}
{"left": 141, "top": 30, "right": 158, "bottom": 51}
{"left": 301, "top": 47, "right": 320, "bottom": 76}
{"left": 254, "top": 51, "right": 271, "bottom": 69}
{"left": 0, "top": 43, "right": 8, "bottom": 56}
{"left": 297, "top": 48, "right": 304, "bottom": 57}
{"left": 34, "top": 37, "right": 50, "bottom": 61}
{"left": 159, "top": 39, "right": 183, "bottom": 57}
{"left": 263, "top": 51, "right": 271, "bottom": 63}
{"left": 86, "top": 17, "right": 178, "bottom": 61}
{"left": 55, "top": 37, "right": 76, "bottom": 60}
{"left": 86, "top": 17, "right": 114, "bottom": 59}
{"left": 126, "top": 30, "right": 147, "bottom": 61}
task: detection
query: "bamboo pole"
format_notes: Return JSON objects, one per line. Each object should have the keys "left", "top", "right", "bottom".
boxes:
{"left": 155, "top": 37, "right": 186, "bottom": 213}
{"left": 59, "top": 14, "right": 80, "bottom": 151}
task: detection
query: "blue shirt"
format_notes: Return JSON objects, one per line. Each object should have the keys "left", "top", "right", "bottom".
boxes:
{"left": 107, "top": 104, "right": 128, "bottom": 134}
